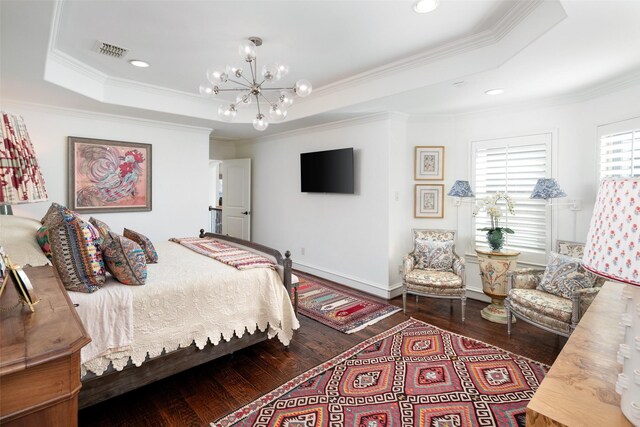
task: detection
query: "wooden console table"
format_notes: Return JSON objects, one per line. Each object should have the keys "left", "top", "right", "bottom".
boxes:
{"left": 0, "top": 265, "right": 90, "bottom": 426}
{"left": 527, "top": 281, "right": 632, "bottom": 426}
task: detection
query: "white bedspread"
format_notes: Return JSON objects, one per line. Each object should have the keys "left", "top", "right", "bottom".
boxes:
{"left": 70, "top": 240, "right": 299, "bottom": 377}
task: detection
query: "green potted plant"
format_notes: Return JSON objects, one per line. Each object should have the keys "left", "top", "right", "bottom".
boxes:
{"left": 473, "top": 192, "right": 515, "bottom": 252}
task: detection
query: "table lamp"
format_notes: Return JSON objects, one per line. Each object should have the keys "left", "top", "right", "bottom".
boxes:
{"left": 582, "top": 177, "right": 640, "bottom": 424}
{"left": 0, "top": 112, "right": 48, "bottom": 214}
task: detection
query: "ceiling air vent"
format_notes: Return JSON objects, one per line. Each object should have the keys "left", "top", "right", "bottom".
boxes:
{"left": 95, "top": 40, "right": 128, "bottom": 58}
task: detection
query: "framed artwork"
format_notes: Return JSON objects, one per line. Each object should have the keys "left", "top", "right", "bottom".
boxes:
{"left": 68, "top": 137, "right": 152, "bottom": 213}
{"left": 415, "top": 146, "right": 444, "bottom": 180}
{"left": 414, "top": 184, "right": 444, "bottom": 218}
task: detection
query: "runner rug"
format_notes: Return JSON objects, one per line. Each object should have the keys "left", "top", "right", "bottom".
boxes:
{"left": 212, "top": 318, "right": 548, "bottom": 427}
{"left": 294, "top": 274, "right": 401, "bottom": 333}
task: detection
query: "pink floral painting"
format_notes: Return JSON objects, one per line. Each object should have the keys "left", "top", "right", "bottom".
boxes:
{"left": 69, "top": 137, "right": 152, "bottom": 213}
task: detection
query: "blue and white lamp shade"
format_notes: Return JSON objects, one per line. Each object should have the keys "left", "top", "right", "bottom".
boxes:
{"left": 530, "top": 178, "right": 567, "bottom": 199}
{"left": 447, "top": 180, "right": 475, "bottom": 197}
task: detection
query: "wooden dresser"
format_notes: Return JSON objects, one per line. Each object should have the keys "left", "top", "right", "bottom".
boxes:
{"left": 527, "top": 281, "right": 632, "bottom": 426}
{"left": 0, "top": 265, "right": 90, "bottom": 426}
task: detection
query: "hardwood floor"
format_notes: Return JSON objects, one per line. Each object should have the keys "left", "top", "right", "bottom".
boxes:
{"left": 78, "top": 274, "right": 565, "bottom": 427}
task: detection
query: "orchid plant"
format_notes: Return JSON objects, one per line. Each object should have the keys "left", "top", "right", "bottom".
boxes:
{"left": 473, "top": 191, "right": 516, "bottom": 250}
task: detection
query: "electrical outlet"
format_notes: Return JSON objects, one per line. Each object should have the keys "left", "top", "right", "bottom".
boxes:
{"left": 301, "top": 247, "right": 305, "bottom": 255}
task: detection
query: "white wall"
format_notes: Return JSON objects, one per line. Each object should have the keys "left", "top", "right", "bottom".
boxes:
{"left": 3, "top": 102, "right": 212, "bottom": 242}
{"left": 210, "top": 137, "right": 237, "bottom": 160}
{"left": 236, "top": 115, "right": 395, "bottom": 297}
{"left": 403, "top": 83, "right": 640, "bottom": 297}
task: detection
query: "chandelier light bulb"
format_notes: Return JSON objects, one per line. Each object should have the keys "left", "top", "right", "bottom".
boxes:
{"left": 276, "top": 64, "right": 289, "bottom": 79}
{"left": 279, "top": 91, "right": 294, "bottom": 108}
{"left": 262, "top": 63, "right": 279, "bottom": 82}
{"left": 294, "top": 79, "right": 312, "bottom": 97}
{"left": 226, "top": 65, "right": 243, "bottom": 78}
{"left": 218, "top": 105, "right": 237, "bottom": 122}
{"left": 269, "top": 105, "right": 287, "bottom": 122}
{"left": 235, "top": 94, "right": 252, "bottom": 105}
{"left": 253, "top": 114, "right": 269, "bottom": 131}
{"left": 207, "top": 66, "right": 228, "bottom": 84}
{"left": 199, "top": 84, "right": 214, "bottom": 97}
{"left": 238, "top": 40, "right": 257, "bottom": 62}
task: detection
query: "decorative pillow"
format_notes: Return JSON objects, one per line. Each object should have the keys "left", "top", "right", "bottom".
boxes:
{"left": 102, "top": 231, "right": 147, "bottom": 285}
{"left": 89, "top": 217, "right": 112, "bottom": 241}
{"left": 123, "top": 228, "right": 158, "bottom": 263}
{"left": 538, "top": 252, "right": 595, "bottom": 299}
{"left": 35, "top": 226, "right": 52, "bottom": 259}
{"left": 48, "top": 216, "right": 106, "bottom": 293}
{"left": 414, "top": 240, "right": 454, "bottom": 271}
{"left": 41, "top": 202, "right": 75, "bottom": 227}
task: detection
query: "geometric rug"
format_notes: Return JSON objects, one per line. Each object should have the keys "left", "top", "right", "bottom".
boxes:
{"left": 212, "top": 318, "right": 549, "bottom": 427}
{"left": 294, "top": 274, "right": 402, "bottom": 333}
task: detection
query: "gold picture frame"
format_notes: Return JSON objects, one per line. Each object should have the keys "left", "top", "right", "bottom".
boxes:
{"left": 0, "top": 252, "right": 38, "bottom": 312}
{"left": 415, "top": 146, "right": 444, "bottom": 180}
{"left": 414, "top": 184, "right": 444, "bottom": 218}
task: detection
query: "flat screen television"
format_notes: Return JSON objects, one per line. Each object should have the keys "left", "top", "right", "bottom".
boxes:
{"left": 300, "top": 147, "right": 354, "bottom": 194}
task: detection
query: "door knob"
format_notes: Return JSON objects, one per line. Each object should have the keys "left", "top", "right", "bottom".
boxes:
{"left": 242, "top": 211, "right": 250, "bottom": 215}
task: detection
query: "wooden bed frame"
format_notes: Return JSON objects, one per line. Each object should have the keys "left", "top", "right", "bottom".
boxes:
{"left": 78, "top": 231, "right": 295, "bottom": 409}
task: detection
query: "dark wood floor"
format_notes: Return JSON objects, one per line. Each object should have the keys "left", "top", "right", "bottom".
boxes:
{"left": 78, "top": 274, "right": 565, "bottom": 427}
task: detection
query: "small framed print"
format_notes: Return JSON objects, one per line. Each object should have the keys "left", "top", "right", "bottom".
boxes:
{"left": 415, "top": 184, "right": 444, "bottom": 218}
{"left": 415, "top": 146, "right": 444, "bottom": 180}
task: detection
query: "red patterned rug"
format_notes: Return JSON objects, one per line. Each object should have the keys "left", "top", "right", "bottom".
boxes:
{"left": 212, "top": 319, "right": 548, "bottom": 427}
{"left": 294, "top": 274, "right": 401, "bottom": 333}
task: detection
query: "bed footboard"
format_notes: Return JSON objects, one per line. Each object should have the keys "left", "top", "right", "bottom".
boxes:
{"left": 198, "top": 229, "right": 297, "bottom": 312}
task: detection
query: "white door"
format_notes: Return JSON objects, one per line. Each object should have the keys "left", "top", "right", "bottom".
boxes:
{"left": 222, "top": 159, "right": 251, "bottom": 239}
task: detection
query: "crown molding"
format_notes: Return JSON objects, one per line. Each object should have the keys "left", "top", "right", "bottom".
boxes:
{"left": 312, "top": 0, "right": 547, "bottom": 98}
{"left": 2, "top": 99, "right": 213, "bottom": 134}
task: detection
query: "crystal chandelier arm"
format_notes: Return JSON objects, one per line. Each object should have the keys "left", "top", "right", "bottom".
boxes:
{"left": 260, "top": 87, "right": 296, "bottom": 91}
{"left": 226, "top": 79, "right": 252, "bottom": 88}
{"left": 213, "top": 87, "right": 251, "bottom": 92}
{"left": 258, "top": 92, "right": 277, "bottom": 106}
{"left": 255, "top": 94, "right": 262, "bottom": 115}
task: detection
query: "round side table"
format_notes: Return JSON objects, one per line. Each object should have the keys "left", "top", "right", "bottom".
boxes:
{"left": 475, "top": 248, "right": 520, "bottom": 324}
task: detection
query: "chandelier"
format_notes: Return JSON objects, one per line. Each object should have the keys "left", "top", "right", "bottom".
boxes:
{"left": 199, "top": 37, "right": 312, "bottom": 131}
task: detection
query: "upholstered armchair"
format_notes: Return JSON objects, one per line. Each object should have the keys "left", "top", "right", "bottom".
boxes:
{"left": 504, "top": 240, "right": 604, "bottom": 337}
{"left": 402, "top": 229, "right": 466, "bottom": 322}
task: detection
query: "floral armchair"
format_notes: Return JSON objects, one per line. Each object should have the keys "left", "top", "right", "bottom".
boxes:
{"left": 402, "top": 229, "right": 466, "bottom": 322}
{"left": 504, "top": 240, "right": 605, "bottom": 337}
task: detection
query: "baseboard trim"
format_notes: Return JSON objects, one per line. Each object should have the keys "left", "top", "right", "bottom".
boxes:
{"left": 293, "top": 262, "right": 392, "bottom": 299}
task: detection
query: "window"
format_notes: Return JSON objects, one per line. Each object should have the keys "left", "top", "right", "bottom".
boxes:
{"left": 472, "top": 133, "right": 552, "bottom": 263}
{"left": 598, "top": 117, "right": 640, "bottom": 179}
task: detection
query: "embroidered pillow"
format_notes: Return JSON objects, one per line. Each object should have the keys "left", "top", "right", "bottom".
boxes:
{"left": 41, "top": 202, "right": 75, "bottom": 227}
{"left": 123, "top": 228, "right": 158, "bottom": 263}
{"left": 102, "top": 231, "right": 147, "bottom": 286}
{"left": 89, "top": 217, "right": 112, "bottom": 241}
{"left": 414, "top": 240, "right": 454, "bottom": 271}
{"left": 538, "top": 252, "right": 595, "bottom": 299}
{"left": 35, "top": 226, "right": 52, "bottom": 259}
{"left": 48, "top": 216, "right": 106, "bottom": 293}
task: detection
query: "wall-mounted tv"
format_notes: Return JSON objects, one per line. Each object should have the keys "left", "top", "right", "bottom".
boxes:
{"left": 300, "top": 147, "right": 354, "bottom": 194}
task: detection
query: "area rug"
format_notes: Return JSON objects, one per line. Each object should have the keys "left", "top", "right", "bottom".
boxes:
{"left": 294, "top": 275, "right": 401, "bottom": 333}
{"left": 212, "top": 318, "right": 548, "bottom": 427}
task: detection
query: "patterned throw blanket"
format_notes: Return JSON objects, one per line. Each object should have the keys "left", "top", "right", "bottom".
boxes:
{"left": 169, "top": 237, "right": 275, "bottom": 270}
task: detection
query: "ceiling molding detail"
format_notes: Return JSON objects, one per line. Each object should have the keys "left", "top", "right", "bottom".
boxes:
{"left": 43, "top": 0, "right": 566, "bottom": 127}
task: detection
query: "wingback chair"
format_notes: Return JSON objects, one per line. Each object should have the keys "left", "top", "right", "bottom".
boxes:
{"left": 402, "top": 229, "right": 466, "bottom": 322}
{"left": 504, "top": 240, "right": 604, "bottom": 337}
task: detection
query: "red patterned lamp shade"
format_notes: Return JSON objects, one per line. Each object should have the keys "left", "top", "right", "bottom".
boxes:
{"left": 0, "top": 112, "right": 48, "bottom": 206}
{"left": 582, "top": 177, "right": 639, "bottom": 286}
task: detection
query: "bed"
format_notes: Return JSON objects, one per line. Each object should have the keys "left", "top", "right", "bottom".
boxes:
{"left": 0, "top": 216, "right": 299, "bottom": 409}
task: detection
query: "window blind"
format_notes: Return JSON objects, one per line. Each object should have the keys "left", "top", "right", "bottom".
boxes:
{"left": 599, "top": 129, "right": 640, "bottom": 179}
{"left": 473, "top": 136, "right": 550, "bottom": 258}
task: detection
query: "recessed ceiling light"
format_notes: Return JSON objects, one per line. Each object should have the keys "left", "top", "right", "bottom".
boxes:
{"left": 413, "top": 0, "right": 440, "bottom": 14}
{"left": 485, "top": 88, "right": 504, "bottom": 96}
{"left": 129, "top": 59, "right": 150, "bottom": 68}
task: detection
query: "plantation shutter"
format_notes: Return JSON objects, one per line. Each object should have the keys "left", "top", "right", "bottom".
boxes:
{"left": 472, "top": 134, "right": 551, "bottom": 261}
{"left": 599, "top": 122, "right": 640, "bottom": 179}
